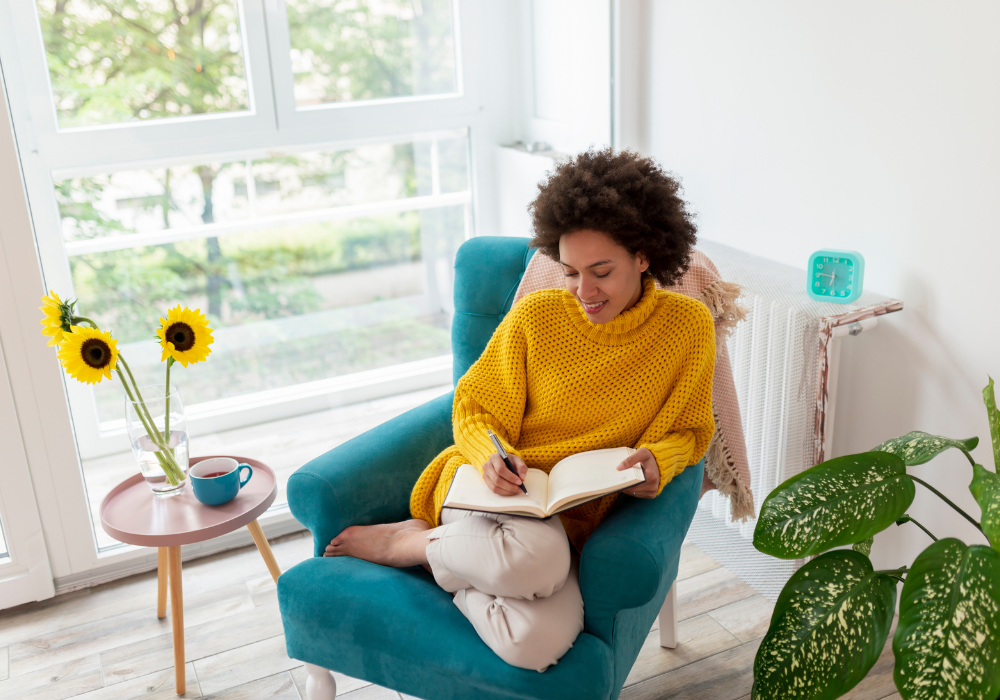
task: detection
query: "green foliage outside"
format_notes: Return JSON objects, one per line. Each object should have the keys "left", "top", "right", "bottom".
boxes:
{"left": 751, "top": 381, "right": 1000, "bottom": 700}
{"left": 68, "top": 215, "right": 423, "bottom": 343}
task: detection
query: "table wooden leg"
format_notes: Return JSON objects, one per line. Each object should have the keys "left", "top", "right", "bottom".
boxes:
{"left": 247, "top": 519, "right": 281, "bottom": 584}
{"left": 157, "top": 547, "right": 168, "bottom": 619}
{"left": 167, "top": 545, "right": 186, "bottom": 695}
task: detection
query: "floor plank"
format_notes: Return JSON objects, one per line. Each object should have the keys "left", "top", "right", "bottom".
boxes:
{"left": 620, "top": 639, "right": 761, "bottom": 700}
{"left": 245, "top": 573, "right": 277, "bottom": 608}
{"left": 9, "top": 583, "right": 254, "bottom": 677}
{"left": 100, "top": 600, "right": 285, "bottom": 685}
{"left": 676, "top": 544, "right": 721, "bottom": 582}
{"left": 289, "top": 664, "right": 371, "bottom": 698}
{"left": 0, "top": 655, "right": 104, "bottom": 700}
{"left": 0, "top": 645, "right": 8, "bottom": 681}
{"left": 193, "top": 635, "right": 302, "bottom": 696}
{"left": 200, "top": 670, "right": 298, "bottom": 700}
{"left": 707, "top": 595, "right": 774, "bottom": 643}
{"left": 625, "top": 614, "right": 741, "bottom": 686}
{"left": 676, "top": 567, "right": 757, "bottom": 623}
{"left": 72, "top": 663, "right": 199, "bottom": 700}
{"left": 340, "top": 685, "right": 401, "bottom": 699}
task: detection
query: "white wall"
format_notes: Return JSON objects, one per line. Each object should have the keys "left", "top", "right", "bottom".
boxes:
{"left": 643, "top": 1, "right": 1000, "bottom": 570}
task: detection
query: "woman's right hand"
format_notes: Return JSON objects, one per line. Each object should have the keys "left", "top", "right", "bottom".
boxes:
{"left": 482, "top": 452, "right": 528, "bottom": 496}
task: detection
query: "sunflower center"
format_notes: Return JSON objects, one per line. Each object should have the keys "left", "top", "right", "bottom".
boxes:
{"left": 80, "top": 338, "right": 111, "bottom": 369}
{"left": 167, "top": 322, "right": 195, "bottom": 352}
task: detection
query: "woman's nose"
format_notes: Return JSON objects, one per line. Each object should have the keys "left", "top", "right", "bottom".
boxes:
{"left": 578, "top": 279, "right": 599, "bottom": 300}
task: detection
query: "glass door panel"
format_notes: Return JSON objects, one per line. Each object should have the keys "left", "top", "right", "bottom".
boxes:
{"left": 52, "top": 130, "right": 470, "bottom": 551}
{"left": 36, "top": 0, "right": 251, "bottom": 128}
{"left": 286, "top": 0, "right": 458, "bottom": 108}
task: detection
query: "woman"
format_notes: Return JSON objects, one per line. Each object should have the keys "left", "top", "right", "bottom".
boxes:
{"left": 324, "top": 148, "right": 716, "bottom": 672}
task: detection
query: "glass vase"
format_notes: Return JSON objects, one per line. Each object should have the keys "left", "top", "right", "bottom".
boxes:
{"left": 125, "top": 384, "right": 189, "bottom": 497}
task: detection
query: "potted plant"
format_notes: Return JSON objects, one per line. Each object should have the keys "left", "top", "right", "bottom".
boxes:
{"left": 751, "top": 378, "right": 1000, "bottom": 700}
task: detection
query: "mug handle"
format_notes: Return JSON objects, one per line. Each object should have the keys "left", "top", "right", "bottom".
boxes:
{"left": 237, "top": 464, "right": 253, "bottom": 489}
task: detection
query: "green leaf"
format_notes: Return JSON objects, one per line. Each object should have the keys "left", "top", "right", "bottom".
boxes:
{"left": 873, "top": 430, "right": 979, "bottom": 466}
{"left": 985, "top": 377, "right": 1000, "bottom": 470}
{"left": 970, "top": 462, "right": 1000, "bottom": 552}
{"left": 893, "top": 539, "right": 1000, "bottom": 700}
{"left": 754, "top": 452, "right": 914, "bottom": 559}
{"left": 852, "top": 537, "right": 874, "bottom": 557}
{"left": 752, "top": 550, "right": 897, "bottom": 700}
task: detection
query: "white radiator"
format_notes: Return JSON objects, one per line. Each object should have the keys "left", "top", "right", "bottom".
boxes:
{"left": 688, "top": 240, "right": 902, "bottom": 601}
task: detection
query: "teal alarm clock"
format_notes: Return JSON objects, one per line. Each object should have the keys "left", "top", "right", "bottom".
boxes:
{"left": 807, "top": 249, "right": 865, "bottom": 303}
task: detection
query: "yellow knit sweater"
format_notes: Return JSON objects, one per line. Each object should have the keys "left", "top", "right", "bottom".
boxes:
{"left": 410, "top": 277, "right": 716, "bottom": 551}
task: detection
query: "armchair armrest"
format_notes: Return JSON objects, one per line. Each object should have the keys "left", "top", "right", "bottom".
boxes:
{"left": 287, "top": 392, "right": 454, "bottom": 556}
{"left": 579, "top": 459, "right": 704, "bottom": 643}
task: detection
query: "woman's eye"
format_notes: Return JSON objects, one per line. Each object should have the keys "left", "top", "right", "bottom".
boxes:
{"left": 563, "top": 272, "right": 578, "bottom": 278}
{"left": 595, "top": 271, "right": 610, "bottom": 279}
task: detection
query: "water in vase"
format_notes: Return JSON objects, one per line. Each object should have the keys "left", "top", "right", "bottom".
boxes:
{"left": 134, "top": 430, "right": 189, "bottom": 496}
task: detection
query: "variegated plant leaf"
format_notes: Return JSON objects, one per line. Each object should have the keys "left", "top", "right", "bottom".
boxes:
{"left": 752, "top": 550, "right": 896, "bottom": 700}
{"left": 852, "top": 537, "right": 874, "bottom": 557}
{"left": 893, "top": 538, "right": 1000, "bottom": 700}
{"left": 985, "top": 377, "right": 1000, "bottom": 471}
{"left": 754, "top": 452, "right": 913, "bottom": 559}
{"left": 873, "top": 430, "right": 979, "bottom": 466}
{"left": 970, "top": 462, "right": 1000, "bottom": 552}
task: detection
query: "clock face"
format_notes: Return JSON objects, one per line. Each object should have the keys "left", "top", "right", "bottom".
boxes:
{"left": 807, "top": 250, "right": 865, "bottom": 303}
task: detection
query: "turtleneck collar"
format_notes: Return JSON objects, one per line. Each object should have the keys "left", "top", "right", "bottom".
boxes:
{"left": 562, "top": 276, "right": 661, "bottom": 345}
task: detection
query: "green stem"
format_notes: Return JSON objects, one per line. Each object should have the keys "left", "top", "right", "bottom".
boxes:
{"left": 164, "top": 357, "right": 173, "bottom": 455}
{"left": 961, "top": 449, "right": 977, "bottom": 468}
{"left": 117, "top": 367, "right": 180, "bottom": 484}
{"left": 896, "top": 514, "right": 939, "bottom": 542}
{"left": 876, "top": 565, "right": 909, "bottom": 584}
{"left": 117, "top": 359, "right": 185, "bottom": 483}
{"left": 910, "top": 475, "right": 984, "bottom": 533}
{"left": 72, "top": 315, "right": 100, "bottom": 328}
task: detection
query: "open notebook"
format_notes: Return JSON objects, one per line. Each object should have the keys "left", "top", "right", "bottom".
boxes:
{"left": 443, "top": 447, "right": 646, "bottom": 518}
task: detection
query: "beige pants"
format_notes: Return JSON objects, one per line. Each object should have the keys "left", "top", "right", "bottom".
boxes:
{"left": 425, "top": 508, "right": 584, "bottom": 672}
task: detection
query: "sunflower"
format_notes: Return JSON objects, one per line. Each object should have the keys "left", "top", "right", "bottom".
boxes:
{"left": 57, "top": 326, "right": 119, "bottom": 384}
{"left": 157, "top": 306, "right": 214, "bottom": 367}
{"left": 39, "top": 290, "right": 76, "bottom": 347}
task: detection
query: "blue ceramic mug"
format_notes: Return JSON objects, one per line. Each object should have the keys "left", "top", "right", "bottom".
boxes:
{"left": 191, "top": 457, "right": 252, "bottom": 506}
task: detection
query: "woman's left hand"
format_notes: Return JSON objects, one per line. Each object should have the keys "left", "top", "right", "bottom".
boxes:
{"left": 616, "top": 447, "right": 660, "bottom": 499}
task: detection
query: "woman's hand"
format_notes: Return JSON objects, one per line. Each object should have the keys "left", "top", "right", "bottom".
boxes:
{"left": 483, "top": 452, "right": 529, "bottom": 496}
{"left": 617, "top": 447, "right": 660, "bottom": 499}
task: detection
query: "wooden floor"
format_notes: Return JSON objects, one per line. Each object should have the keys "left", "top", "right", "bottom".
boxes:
{"left": 0, "top": 535, "right": 903, "bottom": 700}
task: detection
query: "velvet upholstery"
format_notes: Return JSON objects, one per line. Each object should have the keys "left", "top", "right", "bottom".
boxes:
{"left": 278, "top": 236, "right": 704, "bottom": 700}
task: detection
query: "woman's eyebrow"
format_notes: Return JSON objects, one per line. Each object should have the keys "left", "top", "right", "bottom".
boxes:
{"left": 559, "top": 259, "right": 614, "bottom": 269}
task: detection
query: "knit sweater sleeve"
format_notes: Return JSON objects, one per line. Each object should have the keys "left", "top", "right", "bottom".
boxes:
{"left": 452, "top": 304, "right": 529, "bottom": 471}
{"left": 639, "top": 302, "right": 717, "bottom": 497}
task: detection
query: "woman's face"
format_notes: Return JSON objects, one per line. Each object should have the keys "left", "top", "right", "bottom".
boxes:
{"left": 558, "top": 229, "right": 649, "bottom": 325}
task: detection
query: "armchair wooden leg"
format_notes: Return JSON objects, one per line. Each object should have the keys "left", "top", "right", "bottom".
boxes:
{"left": 305, "top": 663, "right": 337, "bottom": 700}
{"left": 658, "top": 582, "right": 678, "bottom": 649}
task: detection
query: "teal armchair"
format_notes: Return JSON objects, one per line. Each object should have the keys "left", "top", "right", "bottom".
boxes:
{"left": 277, "top": 237, "right": 704, "bottom": 700}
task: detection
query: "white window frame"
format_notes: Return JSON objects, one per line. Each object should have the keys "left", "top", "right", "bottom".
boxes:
{"left": 0, "top": 0, "right": 511, "bottom": 587}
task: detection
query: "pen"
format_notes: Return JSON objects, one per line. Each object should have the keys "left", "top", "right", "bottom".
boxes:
{"left": 487, "top": 428, "right": 528, "bottom": 495}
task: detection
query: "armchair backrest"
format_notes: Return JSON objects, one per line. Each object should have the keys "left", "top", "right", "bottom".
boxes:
{"left": 451, "top": 236, "right": 536, "bottom": 384}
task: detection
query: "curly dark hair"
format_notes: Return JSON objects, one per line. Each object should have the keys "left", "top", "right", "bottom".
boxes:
{"left": 529, "top": 147, "right": 698, "bottom": 287}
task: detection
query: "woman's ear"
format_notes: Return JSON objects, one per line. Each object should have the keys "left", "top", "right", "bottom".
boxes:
{"left": 637, "top": 252, "right": 650, "bottom": 274}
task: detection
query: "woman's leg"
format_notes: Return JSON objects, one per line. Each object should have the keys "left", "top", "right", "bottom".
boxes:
{"left": 454, "top": 558, "right": 584, "bottom": 673}
{"left": 425, "top": 509, "right": 571, "bottom": 600}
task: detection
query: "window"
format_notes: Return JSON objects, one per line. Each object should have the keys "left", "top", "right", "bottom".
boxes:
{"left": 2, "top": 0, "right": 489, "bottom": 560}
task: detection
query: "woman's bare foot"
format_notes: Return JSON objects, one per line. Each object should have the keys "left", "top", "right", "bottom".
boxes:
{"left": 323, "top": 519, "right": 432, "bottom": 568}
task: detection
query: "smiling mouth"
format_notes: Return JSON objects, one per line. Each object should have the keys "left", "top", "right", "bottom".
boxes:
{"left": 581, "top": 299, "right": 608, "bottom": 315}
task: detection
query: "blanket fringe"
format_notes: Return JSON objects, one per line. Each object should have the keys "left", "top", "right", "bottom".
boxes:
{"left": 704, "top": 411, "right": 756, "bottom": 522}
{"left": 700, "top": 280, "right": 748, "bottom": 341}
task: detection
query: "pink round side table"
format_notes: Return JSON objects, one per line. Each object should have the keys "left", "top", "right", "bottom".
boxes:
{"left": 100, "top": 455, "right": 280, "bottom": 696}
